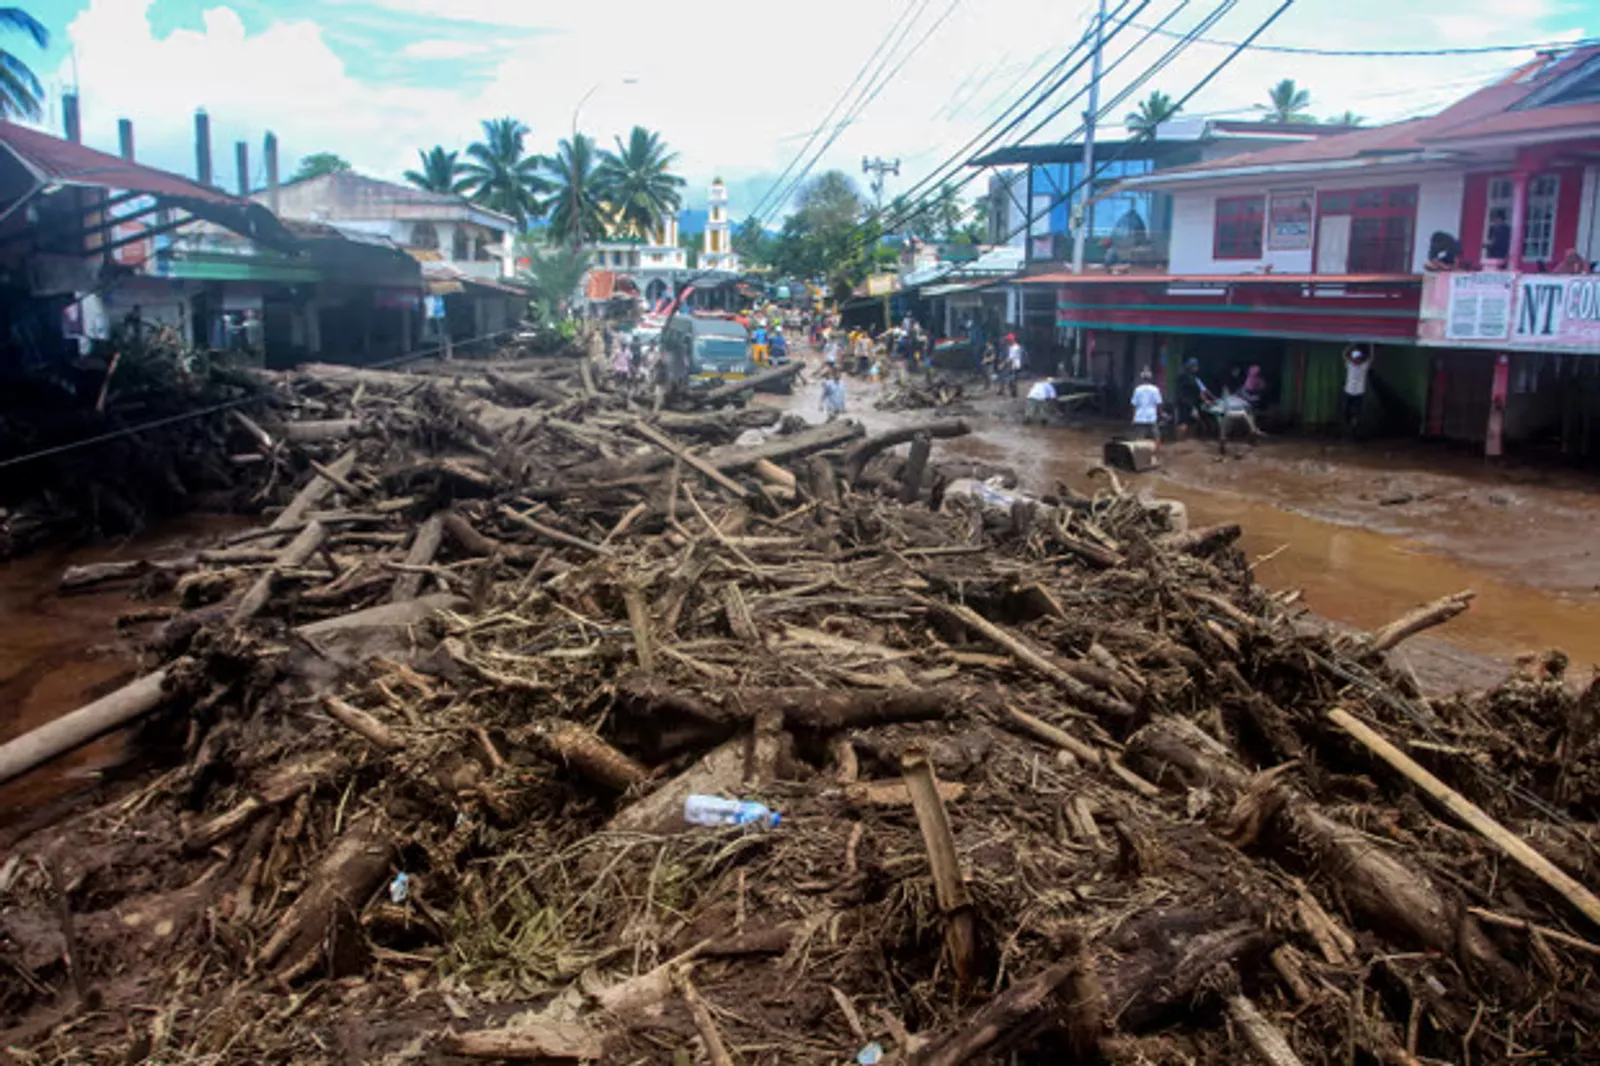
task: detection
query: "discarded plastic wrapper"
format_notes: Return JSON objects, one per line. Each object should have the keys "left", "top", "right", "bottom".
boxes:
{"left": 683, "top": 794, "right": 781, "bottom": 828}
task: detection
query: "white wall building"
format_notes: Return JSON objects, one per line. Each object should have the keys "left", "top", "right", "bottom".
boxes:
{"left": 257, "top": 170, "right": 517, "bottom": 280}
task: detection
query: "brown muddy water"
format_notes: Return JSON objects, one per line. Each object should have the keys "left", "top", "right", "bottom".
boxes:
{"left": 0, "top": 515, "right": 249, "bottom": 827}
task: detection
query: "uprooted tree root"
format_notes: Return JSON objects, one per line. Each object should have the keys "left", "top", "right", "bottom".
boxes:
{"left": 2, "top": 347, "right": 1599, "bottom": 1064}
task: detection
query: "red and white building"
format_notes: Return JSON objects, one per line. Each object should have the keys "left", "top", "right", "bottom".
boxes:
{"left": 1025, "top": 45, "right": 1600, "bottom": 457}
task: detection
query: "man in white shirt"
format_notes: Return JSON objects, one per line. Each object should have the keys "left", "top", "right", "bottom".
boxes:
{"left": 1130, "top": 369, "right": 1163, "bottom": 447}
{"left": 1343, "top": 346, "right": 1373, "bottom": 434}
{"left": 1003, "top": 334, "right": 1024, "bottom": 397}
{"left": 1025, "top": 377, "right": 1057, "bottom": 424}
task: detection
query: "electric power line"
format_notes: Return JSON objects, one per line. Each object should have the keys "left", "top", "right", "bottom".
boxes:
{"left": 867, "top": 0, "right": 1148, "bottom": 236}
{"left": 1131, "top": 21, "right": 1598, "bottom": 57}
{"left": 871, "top": 0, "right": 1206, "bottom": 244}
{"left": 748, "top": 0, "right": 929, "bottom": 222}
{"left": 758, "top": 0, "right": 965, "bottom": 226}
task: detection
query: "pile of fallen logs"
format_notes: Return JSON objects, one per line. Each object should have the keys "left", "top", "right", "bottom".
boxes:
{"left": 876, "top": 376, "right": 968, "bottom": 412}
{"left": 1, "top": 349, "right": 1598, "bottom": 1065}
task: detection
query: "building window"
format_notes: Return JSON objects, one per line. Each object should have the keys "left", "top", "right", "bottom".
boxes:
{"left": 1318, "top": 185, "right": 1416, "bottom": 274}
{"left": 410, "top": 222, "right": 439, "bottom": 250}
{"left": 1524, "top": 173, "right": 1560, "bottom": 263}
{"left": 1485, "top": 177, "right": 1514, "bottom": 260}
{"left": 452, "top": 228, "right": 469, "bottom": 260}
{"left": 1213, "top": 196, "right": 1264, "bottom": 259}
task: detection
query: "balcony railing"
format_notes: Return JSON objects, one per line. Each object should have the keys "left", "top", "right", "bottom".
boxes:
{"left": 1030, "top": 229, "right": 1171, "bottom": 268}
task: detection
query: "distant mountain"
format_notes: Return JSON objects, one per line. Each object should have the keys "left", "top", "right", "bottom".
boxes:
{"left": 678, "top": 208, "right": 708, "bottom": 233}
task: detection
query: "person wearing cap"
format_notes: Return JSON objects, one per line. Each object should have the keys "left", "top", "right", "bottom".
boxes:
{"left": 1342, "top": 345, "right": 1372, "bottom": 435}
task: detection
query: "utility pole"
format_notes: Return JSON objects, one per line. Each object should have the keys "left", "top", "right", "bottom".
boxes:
{"left": 1071, "top": 0, "right": 1107, "bottom": 275}
{"left": 861, "top": 156, "right": 900, "bottom": 213}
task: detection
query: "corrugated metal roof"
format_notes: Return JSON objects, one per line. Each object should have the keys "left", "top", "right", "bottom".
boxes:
{"left": 0, "top": 120, "right": 239, "bottom": 203}
{"left": 0, "top": 121, "right": 298, "bottom": 249}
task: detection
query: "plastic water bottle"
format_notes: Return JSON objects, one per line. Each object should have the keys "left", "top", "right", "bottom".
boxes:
{"left": 683, "top": 794, "right": 781, "bottom": 828}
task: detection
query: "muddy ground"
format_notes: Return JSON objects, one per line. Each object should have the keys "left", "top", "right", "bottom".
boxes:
{"left": 773, "top": 356, "right": 1600, "bottom": 693}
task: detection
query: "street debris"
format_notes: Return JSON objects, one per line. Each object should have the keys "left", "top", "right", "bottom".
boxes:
{"left": 1, "top": 345, "right": 1598, "bottom": 1065}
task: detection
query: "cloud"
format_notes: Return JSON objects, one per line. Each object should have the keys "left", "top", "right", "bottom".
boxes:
{"left": 50, "top": 0, "right": 1586, "bottom": 221}
{"left": 400, "top": 38, "right": 494, "bottom": 59}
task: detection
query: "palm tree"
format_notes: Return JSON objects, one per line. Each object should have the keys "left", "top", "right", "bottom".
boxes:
{"left": 929, "top": 183, "right": 968, "bottom": 242}
{"left": 460, "top": 118, "right": 549, "bottom": 229}
{"left": 543, "top": 133, "right": 610, "bottom": 246}
{"left": 1326, "top": 110, "right": 1364, "bottom": 127}
{"left": 518, "top": 240, "right": 590, "bottom": 323}
{"left": 404, "top": 147, "right": 471, "bottom": 196}
{"left": 1125, "top": 90, "right": 1181, "bottom": 140}
{"left": 1259, "top": 79, "right": 1314, "bottom": 124}
{"left": 0, "top": 8, "right": 47, "bottom": 121}
{"left": 595, "top": 126, "right": 687, "bottom": 239}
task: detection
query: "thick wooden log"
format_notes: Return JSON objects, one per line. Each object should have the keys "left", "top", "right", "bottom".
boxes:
{"left": 617, "top": 678, "right": 955, "bottom": 732}
{"left": 628, "top": 420, "right": 750, "bottom": 499}
{"left": 903, "top": 749, "right": 976, "bottom": 986}
{"left": 1125, "top": 716, "right": 1522, "bottom": 990}
{"left": 448, "top": 1022, "right": 602, "bottom": 1061}
{"left": 255, "top": 819, "right": 393, "bottom": 980}
{"left": 231, "top": 519, "right": 328, "bottom": 624}
{"left": 843, "top": 419, "right": 970, "bottom": 484}
{"left": 484, "top": 369, "right": 569, "bottom": 407}
{"left": 0, "top": 665, "right": 181, "bottom": 785}
{"left": 270, "top": 447, "right": 357, "bottom": 542}
{"left": 294, "top": 592, "right": 467, "bottom": 639}
{"left": 900, "top": 431, "right": 933, "bottom": 504}
{"left": 707, "top": 419, "right": 864, "bottom": 473}
{"left": 540, "top": 719, "right": 650, "bottom": 791}
{"left": 390, "top": 512, "right": 446, "bottom": 602}
{"left": 1226, "top": 994, "right": 1307, "bottom": 1066}
{"left": 693, "top": 361, "right": 802, "bottom": 404}
{"left": 281, "top": 419, "right": 360, "bottom": 443}
{"left": 1159, "top": 522, "right": 1242, "bottom": 557}
{"left": 1330, "top": 706, "right": 1600, "bottom": 928}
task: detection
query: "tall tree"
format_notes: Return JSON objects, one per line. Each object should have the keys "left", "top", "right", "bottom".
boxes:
{"left": 595, "top": 126, "right": 687, "bottom": 238}
{"left": 1326, "top": 110, "right": 1364, "bottom": 127}
{"left": 0, "top": 7, "right": 47, "bottom": 120}
{"left": 1125, "top": 90, "right": 1181, "bottom": 140}
{"left": 404, "top": 147, "right": 471, "bottom": 196}
{"left": 543, "top": 133, "right": 610, "bottom": 246}
{"left": 461, "top": 117, "right": 549, "bottom": 228}
{"left": 1259, "top": 79, "right": 1314, "bottom": 124}
{"left": 929, "top": 183, "right": 968, "bottom": 242}
{"left": 769, "top": 171, "right": 872, "bottom": 290}
{"left": 289, "top": 152, "right": 352, "bottom": 182}
{"left": 732, "top": 215, "right": 772, "bottom": 265}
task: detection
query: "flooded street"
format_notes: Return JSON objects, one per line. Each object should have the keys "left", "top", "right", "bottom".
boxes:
{"left": 777, "top": 360, "right": 1600, "bottom": 689}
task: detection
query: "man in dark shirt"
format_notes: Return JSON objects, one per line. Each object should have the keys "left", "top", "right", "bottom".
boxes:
{"left": 1484, "top": 209, "right": 1511, "bottom": 263}
{"left": 1175, "top": 357, "right": 1214, "bottom": 440}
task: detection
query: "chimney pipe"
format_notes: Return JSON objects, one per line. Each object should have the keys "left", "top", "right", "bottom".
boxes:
{"left": 63, "top": 93, "right": 81, "bottom": 143}
{"left": 264, "top": 131, "right": 280, "bottom": 214}
{"left": 235, "top": 140, "right": 250, "bottom": 197}
{"left": 118, "top": 118, "right": 135, "bottom": 160}
{"left": 194, "top": 109, "right": 213, "bottom": 187}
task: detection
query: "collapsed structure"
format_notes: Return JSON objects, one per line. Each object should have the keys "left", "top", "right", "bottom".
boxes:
{"left": 0, "top": 349, "right": 1598, "bottom": 1064}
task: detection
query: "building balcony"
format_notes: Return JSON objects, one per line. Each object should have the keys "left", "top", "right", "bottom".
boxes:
{"left": 1026, "top": 228, "right": 1171, "bottom": 270}
{"left": 453, "top": 257, "right": 510, "bottom": 281}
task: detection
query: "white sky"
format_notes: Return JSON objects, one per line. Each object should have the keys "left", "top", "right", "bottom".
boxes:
{"left": 39, "top": 0, "right": 1593, "bottom": 222}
